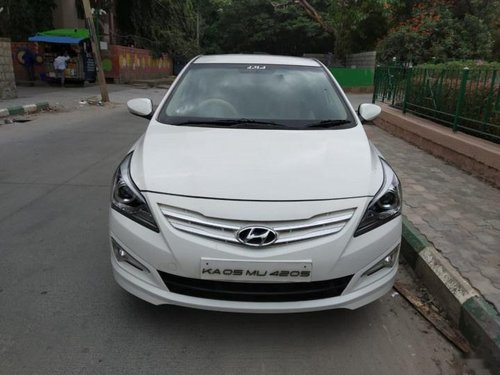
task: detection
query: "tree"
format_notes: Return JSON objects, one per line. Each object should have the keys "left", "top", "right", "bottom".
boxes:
{"left": 377, "top": 0, "right": 497, "bottom": 63}
{"left": 115, "top": 0, "right": 387, "bottom": 59}
{"left": 0, "top": 0, "right": 57, "bottom": 40}
{"left": 327, "top": 0, "right": 388, "bottom": 61}
{"left": 199, "top": 0, "right": 334, "bottom": 55}
{"left": 275, "top": 0, "right": 389, "bottom": 63}
{"left": 451, "top": 0, "right": 500, "bottom": 59}
{"left": 115, "top": 0, "right": 199, "bottom": 57}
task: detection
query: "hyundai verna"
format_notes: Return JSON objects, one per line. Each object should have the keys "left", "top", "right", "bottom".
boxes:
{"left": 110, "top": 54, "right": 402, "bottom": 313}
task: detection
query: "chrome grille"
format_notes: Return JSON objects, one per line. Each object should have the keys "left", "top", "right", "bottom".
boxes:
{"left": 160, "top": 205, "right": 355, "bottom": 246}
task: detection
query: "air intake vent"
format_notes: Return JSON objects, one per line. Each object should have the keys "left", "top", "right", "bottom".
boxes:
{"left": 158, "top": 271, "right": 353, "bottom": 302}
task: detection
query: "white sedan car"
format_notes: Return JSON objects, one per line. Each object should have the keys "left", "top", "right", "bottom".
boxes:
{"left": 110, "top": 54, "right": 402, "bottom": 313}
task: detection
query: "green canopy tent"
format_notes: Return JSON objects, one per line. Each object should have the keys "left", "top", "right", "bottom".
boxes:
{"left": 28, "top": 28, "right": 96, "bottom": 84}
{"left": 29, "top": 28, "right": 90, "bottom": 44}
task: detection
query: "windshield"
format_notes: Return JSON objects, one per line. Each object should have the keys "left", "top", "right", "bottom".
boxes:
{"left": 158, "top": 63, "right": 354, "bottom": 129}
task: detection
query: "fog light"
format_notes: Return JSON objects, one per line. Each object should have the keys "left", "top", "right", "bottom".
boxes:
{"left": 111, "top": 238, "right": 149, "bottom": 273}
{"left": 364, "top": 247, "right": 399, "bottom": 276}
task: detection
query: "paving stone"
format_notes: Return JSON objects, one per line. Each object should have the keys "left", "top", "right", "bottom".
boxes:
{"left": 447, "top": 210, "right": 463, "bottom": 219}
{"left": 406, "top": 212, "right": 425, "bottom": 225}
{"left": 457, "top": 221, "right": 480, "bottom": 234}
{"left": 425, "top": 214, "right": 457, "bottom": 227}
{"left": 423, "top": 203, "right": 440, "bottom": 212}
{"left": 421, "top": 192, "right": 438, "bottom": 201}
{"left": 476, "top": 232, "right": 500, "bottom": 247}
{"left": 413, "top": 185, "right": 427, "bottom": 192}
{"left": 488, "top": 220, "right": 500, "bottom": 230}
{"left": 429, "top": 237, "right": 455, "bottom": 253}
{"left": 481, "top": 265, "right": 500, "bottom": 280}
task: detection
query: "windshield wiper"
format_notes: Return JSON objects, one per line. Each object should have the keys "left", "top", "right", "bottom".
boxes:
{"left": 172, "top": 119, "right": 288, "bottom": 128}
{"left": 305, "top": 119, "right": 352, "bottom": 128}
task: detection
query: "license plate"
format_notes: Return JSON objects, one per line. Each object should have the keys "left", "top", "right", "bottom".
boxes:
{"left": 200, "top": 258, "right": 312, "bottom": 282}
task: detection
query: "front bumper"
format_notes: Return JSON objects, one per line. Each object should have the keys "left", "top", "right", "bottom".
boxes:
{"left": 109, "top": 195, "right": 401, "bottom": 313}
{"left": 112, "top": 253, "right": 397, "bottom": 313}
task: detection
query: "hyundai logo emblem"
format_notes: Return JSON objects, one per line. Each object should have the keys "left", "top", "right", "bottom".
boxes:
{"left": 236, "top": 226, "right": 278, "bottom": 247}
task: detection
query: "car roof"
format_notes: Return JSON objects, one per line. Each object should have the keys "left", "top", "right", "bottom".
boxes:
{"left": 193, "top": 54, "right": 321, "bottom": 67}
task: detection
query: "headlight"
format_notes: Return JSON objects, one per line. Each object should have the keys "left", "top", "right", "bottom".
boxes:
{"left": 111, "top": 153, "right": 159, "bottom": 232}
{"left": 354, "top": 158, "right": 402, "bottom": 237}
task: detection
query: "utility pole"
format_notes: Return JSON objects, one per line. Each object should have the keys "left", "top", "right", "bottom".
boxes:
{"left": 82, "top": 0, "right": 109, "bottom": 102}
{"left": 95, "top": 2, "right": 100, "bottom": 44}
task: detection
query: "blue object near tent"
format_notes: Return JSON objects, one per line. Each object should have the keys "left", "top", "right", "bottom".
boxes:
{"left": 28, "top": 35, "right": 87, "bottom": 44}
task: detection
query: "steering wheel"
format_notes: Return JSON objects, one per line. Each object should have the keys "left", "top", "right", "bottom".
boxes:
{"left": 197, "top": 98, "right": 238, "bottom": 117}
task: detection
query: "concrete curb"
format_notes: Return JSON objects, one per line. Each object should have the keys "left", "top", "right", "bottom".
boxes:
{"left": 401, "top": 216, "right": 500, "bottom": 370}
{"left": 0, "top": 102, "right": 49, "bottom": 118}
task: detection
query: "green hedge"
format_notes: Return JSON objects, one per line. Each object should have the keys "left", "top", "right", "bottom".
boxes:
{"left": 330, "top": 68, "right": 374, "bottom": 87}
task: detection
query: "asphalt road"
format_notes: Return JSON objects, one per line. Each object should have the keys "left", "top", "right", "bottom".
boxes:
{"left": 0, "top": 99, "right": 469, "bottom": 374}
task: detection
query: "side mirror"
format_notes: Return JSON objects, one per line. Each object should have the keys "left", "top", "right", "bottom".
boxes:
{"left": 127, "top": 98, "right": 154, "bottom": 119}
{"left": 358, "top": 103, "right": 381, "bottom": 123}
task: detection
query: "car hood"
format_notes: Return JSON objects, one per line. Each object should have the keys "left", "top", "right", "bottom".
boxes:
{"left": 130, "top": 122, "right": 383, "bottom": 201}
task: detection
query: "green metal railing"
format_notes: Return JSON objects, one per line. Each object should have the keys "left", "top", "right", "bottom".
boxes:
{"left": 372, "top": 66, "right": 500, "bottom": 143}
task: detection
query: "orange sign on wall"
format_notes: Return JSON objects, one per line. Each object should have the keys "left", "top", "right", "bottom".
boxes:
{"left": 105, "top": 45, "right": 173, "bottom": 82}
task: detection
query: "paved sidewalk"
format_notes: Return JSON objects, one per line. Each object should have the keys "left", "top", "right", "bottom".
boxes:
{"left": 0, "top": 84, "right": 167, "bottom": 112}
{"left": 365, "top": 124, "right": 500, "bottom": 313}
